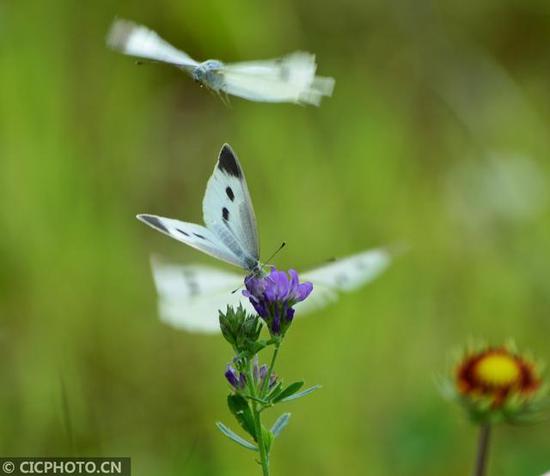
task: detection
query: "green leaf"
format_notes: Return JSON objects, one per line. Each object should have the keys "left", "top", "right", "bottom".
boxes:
{"left": 266, "top": 381, "right": 284, "bottom": 401}
{"left": 279, "top": 385, "right": 321, "bottom": 402}
{"left": 271, "top": 413, "right": 291, "bottom": 438}
{"left": 216, "top": 422, "right": 258, "bottom": 451}
{"left": 227, "top": 394, "right": 256, "bottom": 439}
{"left": 273, "top": 381, "right": 304, "bottom": 403}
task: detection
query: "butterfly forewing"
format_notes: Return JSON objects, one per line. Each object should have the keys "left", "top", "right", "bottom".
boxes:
{"left": 202, "top": 144, "right": 260, "bottom": 271}
{"left": 107, "top": 19, "right": 198, "bottom": 68}
{"left": 137, "top": 214, "right": 245, "bottom": 268}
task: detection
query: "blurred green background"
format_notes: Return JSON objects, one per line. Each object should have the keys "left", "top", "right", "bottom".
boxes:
{"left": 1, "top": 1, "right": 550, "bottom": 475}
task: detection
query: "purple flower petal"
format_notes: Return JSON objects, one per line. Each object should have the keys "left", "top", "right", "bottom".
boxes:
{"left": 296, "top": 281, "right": 313, "bottom": 302}
{"left": 242, "top": 267, "right": 313, "bottom": 336}
{"left": 285, "top": 307, "right": 295, "bottom": 323}
{"left": 225, "top": 365, "right": 240, "bottom": 388}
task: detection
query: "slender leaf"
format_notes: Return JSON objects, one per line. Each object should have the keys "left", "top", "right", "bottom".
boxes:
{"left": 271, "top": 413, "right": 291, "bottom": 438}
{"left": 273, "top": 381, "right": 304, "bottom": 403}
{"left": 216, "top": 422, "right": 258, "bottom": 451}
{"left": 280, "top": 385, "right": 321, "bottom": 402}
{"left": 266, "top": 381, "right": 283, "bottom": 401}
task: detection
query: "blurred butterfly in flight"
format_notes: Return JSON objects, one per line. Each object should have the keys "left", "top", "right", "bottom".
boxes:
{"left": 138, "top": 144, "right": 393, "bottom": 333}
{"left": 107, "top": 19, "right": 335, "bottom": 106}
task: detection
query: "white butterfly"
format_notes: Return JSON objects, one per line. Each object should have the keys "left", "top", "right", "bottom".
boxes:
{"left": 106, "top": 19, "right": 335, "bottom": 106}
{"left": 150, "top": 249, "right": 392, "bottom": 333}
{"left": 138, "top": 144, "right": 392, "bottom": 332}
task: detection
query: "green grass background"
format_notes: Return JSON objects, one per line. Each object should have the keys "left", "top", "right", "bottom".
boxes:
{"left": 1, "top": 1, "right": 550, "bottom": 475}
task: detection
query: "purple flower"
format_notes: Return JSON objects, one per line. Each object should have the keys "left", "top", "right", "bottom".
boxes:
{"left": 243, "top": 268, "right": 313, "bottom": 336}
{"left": 224, "top": 358, "right": 277, "bottom": 392}
{"left": 225, "top": 365, "right": 246, "bottom": 390}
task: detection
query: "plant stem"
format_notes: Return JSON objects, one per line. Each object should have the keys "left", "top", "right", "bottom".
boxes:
{"left": 246, "top": 362, "right": 270, "bottom": 476}
{"left": 473, "top": 423, "right": 491, "bottom": 476}
{"left": 260, "top": 343, "right": 281, "bottom": 398}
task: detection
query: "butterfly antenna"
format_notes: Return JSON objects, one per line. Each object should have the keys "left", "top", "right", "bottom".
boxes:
{"left": 265, "top": 242, "right": 286, "bottom": 266}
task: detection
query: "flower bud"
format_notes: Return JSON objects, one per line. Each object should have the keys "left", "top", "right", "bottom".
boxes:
{"left": 219, "top": 304, "right": 263, "bottom": 354}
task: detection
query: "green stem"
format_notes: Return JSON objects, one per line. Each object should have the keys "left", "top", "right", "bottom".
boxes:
{"left": 473, "top": 423, "right": 491, "bottom": 476}
{"left": 246, "top": 361, "right": 270, "bottom": 476}
{"left": 260, "top": 343, "right": 281, "bottom": 398}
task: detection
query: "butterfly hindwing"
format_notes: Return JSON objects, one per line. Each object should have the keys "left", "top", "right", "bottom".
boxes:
{"left": 202, "top": 144, "right": 260, "bottom": 271}
{"left": 151, "top": 258, "right": 251, "bottom": 333}
{"left": 296, "top": 248, "right": 392, "bottom": 313}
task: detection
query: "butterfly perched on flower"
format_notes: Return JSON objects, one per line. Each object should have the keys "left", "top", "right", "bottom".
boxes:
{"left": 138, "top": 144, "right": 392, "bottom": 332}
{"left": 107, "top": 19, "right": 335, "bottom": 106}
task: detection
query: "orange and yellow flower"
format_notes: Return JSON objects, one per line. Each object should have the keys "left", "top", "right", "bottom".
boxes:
{"left": 445, "top": 344, "right": 546, "bottom": 424}
{"left": 456, "top": 347, "right": 541, "bottom": 407}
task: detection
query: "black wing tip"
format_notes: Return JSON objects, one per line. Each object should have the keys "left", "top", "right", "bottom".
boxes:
{"left": 218, "top": 143, "right": 242, "bottom": 178}
{"left": 220, "top": 143, "right": 233, "bottom": 154}
{"left": 136, "top": 213, "right": 151, "bottom": 222}
{"left": 137, "top": 214, "right": 169, "bottom": 233}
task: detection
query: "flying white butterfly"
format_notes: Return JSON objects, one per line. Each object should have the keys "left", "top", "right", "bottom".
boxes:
{"left": 138, "top": 143, "right": 392, "bottom": 332}
{"left": 107, "top": 19, "right": 335, "bottom": 106}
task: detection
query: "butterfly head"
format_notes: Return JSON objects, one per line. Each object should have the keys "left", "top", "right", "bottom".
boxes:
{"left": 193, "top": 60, "right": 225, "bottom": 91}
{"left": 248, "top": 261, "right": 266, "bottom": 279}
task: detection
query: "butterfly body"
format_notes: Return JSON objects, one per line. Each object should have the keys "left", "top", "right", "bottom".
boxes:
{"left": 192, "top": 60, "right": 226, "bottom": 91}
